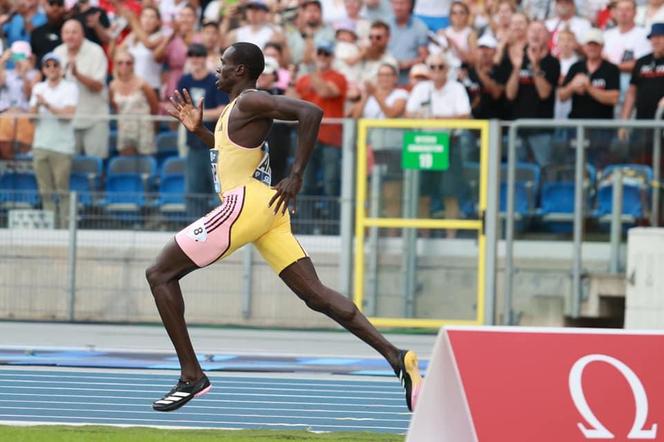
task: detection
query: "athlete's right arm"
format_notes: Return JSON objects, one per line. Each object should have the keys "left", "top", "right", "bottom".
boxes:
{"left": 168, "top": 89, "right": 216, "bottom": 149}
{"left": 238, "top": 91, "right": 324, "bottom": 214}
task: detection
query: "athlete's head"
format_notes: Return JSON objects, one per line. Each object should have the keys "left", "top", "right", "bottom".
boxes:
{"left": 215, "top": 42, "right": 265, "bottom": 92}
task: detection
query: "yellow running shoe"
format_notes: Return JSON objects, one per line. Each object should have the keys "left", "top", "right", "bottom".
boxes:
{"left": 394, "top": 349, "right": 422, "bottom": 412}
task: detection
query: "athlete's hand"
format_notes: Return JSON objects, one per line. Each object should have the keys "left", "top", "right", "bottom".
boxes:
{"left": 168, "top": 89, "right": 203, "bottom": 133}
{"left": 269, "top": 173, "right": 303, "bottom": 215}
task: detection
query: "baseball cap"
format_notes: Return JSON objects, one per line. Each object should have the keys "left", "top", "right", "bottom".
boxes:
{"left": 648, "top": 22, "right": 664, "bottom": 39}
{"left": 477, "top": 33, "right": 497, "bottom": 49}
{"left": 301, "top": 0, "right": 322, "bottom": 8}
{"left": 41, "top": 52, "right": 62, "bottom": 65}
{"left": 316, "top": 40, "right": 335, "bottom": 55}
{"left": 409, "top": 63, "right": 430, "bottom": 79}
{"left": 582, "top": 28, "right": 604, "bottom": 45}
{"left": 263, "top": 56, "right": 279, "bottom": 75}
{"left": 187, "top": 43, "right": 207, "bottom": 57}
{"left": 10, "top": 41, "right": 32, "bottom": 61}
{"left": 335, "top": 19, "right": 357, "bottom": 36}
{"left": 246, "top": 0, "right": 270, "bottom": 11}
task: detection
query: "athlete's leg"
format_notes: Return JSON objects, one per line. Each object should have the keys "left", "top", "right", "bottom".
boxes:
{"left": 145, "top": 239, "right": 203, "bottom": 382}
{"left": 279, "top": 257, "right": 400, "bottom": 369}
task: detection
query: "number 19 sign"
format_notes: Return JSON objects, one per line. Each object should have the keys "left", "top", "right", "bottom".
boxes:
{"left": 402, "top": 131, "right": 449, "bottom": 171}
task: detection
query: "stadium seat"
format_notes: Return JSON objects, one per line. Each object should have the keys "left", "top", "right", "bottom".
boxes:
{"left": 538, "top": 164, "right": 596, "bottom": 232}
{"left": 69, "top": 174, "right": 94, "bottom": 208}
{"left": 160, "top": 157, "right": 185, "bottom": 178}
{"left": 0, "top": 171, "right": 39, "bottom": 208}
{"left": 107, "top": 156, "right": 157, "bottom": 191}
{"left": 594, "top": 164, "right": 652, "bottom": 223}
{"left": 157, "top": 174, "right": 186, "bottom": 214}
{"left": 71, "top": 155, "right": 103, "bottom": 191}
{"left": 155, "top": 131, "right": 179, "bottom": 166}
{"left": 101, "top": 173, "right": 146, "bottom": 212}
{"left": 499, "top": 162, "right": 541, "bottom": 218}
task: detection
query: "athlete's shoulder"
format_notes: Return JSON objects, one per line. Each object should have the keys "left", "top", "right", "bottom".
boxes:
{"left": 236, "top": 89, "right": 275, "bottom": 113}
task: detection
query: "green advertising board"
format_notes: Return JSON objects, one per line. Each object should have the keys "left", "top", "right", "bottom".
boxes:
{"left": 402, "top": 131, "right": 450, "bottom": 171}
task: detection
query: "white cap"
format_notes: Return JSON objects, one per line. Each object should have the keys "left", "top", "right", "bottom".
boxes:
{"left": 582, "top": 28, "right": 604, "bottom": 45}
{"left": 477, "top": 33, "right": 498, "bottom": 49}
{"left": 263, "top": 56, "right": 279, "bottom": 75}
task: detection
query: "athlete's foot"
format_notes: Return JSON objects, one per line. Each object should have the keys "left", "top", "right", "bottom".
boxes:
{"left": 152, "top": 374, "right": 211, "bottom": 412}
{"left": 394, "top": 349, "right": 422, "bottom": 412}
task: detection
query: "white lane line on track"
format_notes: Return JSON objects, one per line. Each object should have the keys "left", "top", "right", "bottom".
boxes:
{"left": 5, "top": 400, "right": 412, "bottom": 415}
{"left": 0, "top": 372, "right": 396, "bottom": 388}
{"left": 4, "top": 392, "right": 406, "bottom": 408}
{"left": 3, "top": 386, "right": 404, "bottom": 401}
{"left": 0, "top": 414, "right": 408, "bottom": 431}
{"left": 0, "top": 406, "right": 411, "bottom": 423}
{"left": 0, "top": 379, "right": 402, "bottom": 395}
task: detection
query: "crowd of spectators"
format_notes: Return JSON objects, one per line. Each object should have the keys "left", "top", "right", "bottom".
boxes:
{"left": 0, "top": 0, "right": 662, "bottom": 228}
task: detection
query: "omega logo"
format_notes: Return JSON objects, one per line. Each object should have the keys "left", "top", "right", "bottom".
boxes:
{"left": 569, "top": 354, "right": 658, "bottom": 440}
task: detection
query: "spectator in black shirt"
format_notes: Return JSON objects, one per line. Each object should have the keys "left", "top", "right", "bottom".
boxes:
{"left": 31, "top": 0, "right": 67, "bottom": 68}
{"left": 458, "top": 33, "right": 509, "bottom": 161}
{"left": 67, "top": 0, "right": 111, "bottom": 46}
{"left": 505, "top": 20, "right": 561, "bottom": 167}
{"left": 620, "top": 22, "right": 664, "bottom": 163}
{"left": 559, "top": 28, "right": 620, "bottom": 167}
{"left": 461, "top": 33, "right": 509, "bottom": 119}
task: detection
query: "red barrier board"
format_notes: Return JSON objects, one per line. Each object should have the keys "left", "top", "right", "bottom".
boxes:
{"left": 407, "top": 327, "right": 664, "bottom": 442}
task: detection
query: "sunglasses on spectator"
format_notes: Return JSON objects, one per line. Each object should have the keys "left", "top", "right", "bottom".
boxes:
{"left": 43, "top": 62, "right": 60, "bottom": 69}
{"left": 369, "top": 34, "right": 384, "bottom": 40}
{"left": 428, "top": 64, "right": 447, "bottom": 71}
{"left": 117, "top": 60, "right": 134, "bottom": 66}
{"left": 316, "top": 50, "right": 333, "bottom": 57}
{"left": 48, "top": 0, "right": 65, "bottom": 6}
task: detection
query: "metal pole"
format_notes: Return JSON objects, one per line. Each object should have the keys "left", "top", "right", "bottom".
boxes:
{"left": 503, "top": 124, "right": 517, "bottom": 325}
{"left": 651, "top": 107, "right": 664, "bottom": 226}
{"left": 609, "top": 170, "right": 623, "bottom": 273}
{"left": 339, "top": 118, "right": 356, "bottom": 298}
{"left": 67, "top": 191, "right": 78, "bottom": 322}
{"left": 242, "top": 245, "right": 253, "bottom": 319}
{"left": 571, "top": 125, "right": 586, "bottom": 318}
{"left": 401, "top": 169, "right": 418, "bottom": 318}
{"left": 484, "top": 120, "right": 501, "bottom": 325}
{"left": 366, "top": 164, "right": 384, "bottom": 316}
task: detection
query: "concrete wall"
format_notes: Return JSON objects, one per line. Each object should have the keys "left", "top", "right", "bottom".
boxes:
{"left": 0, "top": 229, "right": 618, "bottom": 327}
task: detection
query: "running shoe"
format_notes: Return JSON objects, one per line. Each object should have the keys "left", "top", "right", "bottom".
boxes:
{"left": 394, "top": 349, "right": 422, "bottom": 412}
{"left": 152, "top": 374, "right": 211, "bottom": 412}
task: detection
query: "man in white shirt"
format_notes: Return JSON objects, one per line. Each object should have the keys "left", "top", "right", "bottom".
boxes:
{"left": 603, "top": 0, "right": 651, "bottom": 113}
{"left": 54, "top": 19, "right": 109, "bottom": 158}
{"left": 30, "top": 52, "right": 79, "bottom": 229}
{"left": 405, "top": 53, "right": 470, "bottom": 238}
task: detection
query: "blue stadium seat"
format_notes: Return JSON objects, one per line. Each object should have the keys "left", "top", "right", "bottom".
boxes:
{"left": 101, "top": 173, "right": 146, "bottom": 213}
{"left": 538, "top": 164, "right": 596, "bottom": 232}
{"left": 69, "top": 174, "right": 94, "bottom": 208}
{"left": 71, "top": 155, "right": 103, "bottom": 191}
{"left": 157, "top": 175, "right": 186, "bottom": 214}
{"left": 0, "top": 171, "right": 39, "bottom": 208}
{"left": 594, "top": 164, "right": 652, "bottom": 223}
{"left": 499, "top": 162, "right": 541, "bottom": 218}
{"left": 107, "top": 156, "right": 157, "bottom": 192}
{"left": 155, "top": 131, "right": 179, "bottom": 166}
{"left": 160, "top": 156, "right": 185, "bottom": 178}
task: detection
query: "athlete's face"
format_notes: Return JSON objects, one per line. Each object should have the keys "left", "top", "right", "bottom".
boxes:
{"left": 216, "top": 47, "right": 239, "bottom": 92}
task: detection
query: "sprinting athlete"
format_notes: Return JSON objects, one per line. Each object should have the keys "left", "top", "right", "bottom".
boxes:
{"left": 146, "top": 42, "right": 422, "bottom": 413}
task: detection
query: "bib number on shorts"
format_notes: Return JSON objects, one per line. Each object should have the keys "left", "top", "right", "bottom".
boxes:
{"left": 187, "top": 222, "right": 208, "bottom": 242}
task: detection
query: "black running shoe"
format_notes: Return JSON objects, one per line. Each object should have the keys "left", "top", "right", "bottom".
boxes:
{"left": 152, "top": 375, "right": 211, "bottom": 412}
{"left": 394, "top": 349, "right": 422, "bottom": 412}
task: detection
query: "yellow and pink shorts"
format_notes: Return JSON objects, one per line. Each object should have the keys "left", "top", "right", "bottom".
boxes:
{"left": 175, "top": 179, "right": 307, "bottom": 274}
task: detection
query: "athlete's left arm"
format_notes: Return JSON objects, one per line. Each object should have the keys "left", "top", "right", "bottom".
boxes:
{"left": 238, "top": 91, "right": 324, "bottom": 215}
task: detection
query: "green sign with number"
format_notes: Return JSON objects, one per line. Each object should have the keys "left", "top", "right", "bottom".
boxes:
{"left": 402, "top": 131, "right": 449, "bottom": 171}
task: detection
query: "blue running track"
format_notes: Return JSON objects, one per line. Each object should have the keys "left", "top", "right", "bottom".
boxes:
{"left": 0, "top": 368, "right": 411, "bottom": 434}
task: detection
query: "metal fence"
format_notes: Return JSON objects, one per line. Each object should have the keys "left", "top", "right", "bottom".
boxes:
{"left": 2, "top": 110, "right": 663, "bottom": 327}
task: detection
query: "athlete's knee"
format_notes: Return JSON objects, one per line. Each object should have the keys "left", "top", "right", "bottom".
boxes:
{"left": 145, "top": 262, "right": 168, "bottom": 290}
